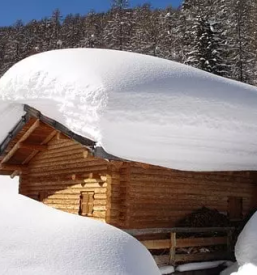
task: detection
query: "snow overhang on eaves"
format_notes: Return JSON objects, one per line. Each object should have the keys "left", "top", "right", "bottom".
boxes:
{"left": 0, "top": 104, "right": 122, "bottom": 162}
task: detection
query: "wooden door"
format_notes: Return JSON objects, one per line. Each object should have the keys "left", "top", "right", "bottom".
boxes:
{"left": 79, "top": 192, "right": 94, "bottom": 216}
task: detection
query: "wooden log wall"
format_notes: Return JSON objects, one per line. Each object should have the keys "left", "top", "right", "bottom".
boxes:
{"left": 124, "top": 163, "right": 257, "bottom": 229}
{"left": 107, "top": 162, "right": 130, "bottom": 228}
{"left": 19, "top": 137, "right": 109, "bottom": 222}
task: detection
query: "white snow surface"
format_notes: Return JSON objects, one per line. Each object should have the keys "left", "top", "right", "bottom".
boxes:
{"left": 176, "top": 260, "right": 228, "bottom": 272}
{"left": 1, "top": 49, "right": 257, "bottom": 171}
{"left": 235, "top": 211, "right": 257, "bottom": 267}
{"left": 231, "top": 264, "right": 257, "bottom": 275}
{"left": 0, "top": 192, "right": 160, "bottom": 275}
{"left": 220, "top": 263, "right": 239, "bottom": 275}
{"left": 159, "top": 265, "right": 175, "bottom": 274}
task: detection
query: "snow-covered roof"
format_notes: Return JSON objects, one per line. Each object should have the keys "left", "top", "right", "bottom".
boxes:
{"left": 0, "top": 192, "right": 160, "bottom": 275}
{"left": 1, "top": 48, "right": 257, "bottom": 171}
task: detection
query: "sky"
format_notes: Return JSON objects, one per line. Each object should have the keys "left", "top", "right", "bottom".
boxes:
{"left": 0, "top": 0, "right": 182, "bottom": 26}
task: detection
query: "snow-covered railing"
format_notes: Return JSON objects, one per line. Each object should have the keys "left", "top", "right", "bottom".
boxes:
{"left": 125, "top": 227, "right": 235, "bottom": 266}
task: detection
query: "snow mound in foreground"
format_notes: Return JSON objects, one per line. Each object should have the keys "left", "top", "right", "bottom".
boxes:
{"left": 1, "top": 49, "right": 257, "bottom": 171}
{"left": 231, "top": 264, "right": 257, "bottom": 275}
{"left": 235, "top": 212, "right": 257, "bottom": 267}
{"left": 0, "top": 193, "right": 160, "bottom": 275}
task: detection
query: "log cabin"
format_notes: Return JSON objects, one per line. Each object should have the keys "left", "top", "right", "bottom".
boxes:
{"left": 1, "top": 105, "right": 256, "bottom": 229}
{"left": 1, "top": 49, "right": 257, "bottom": 270}
{"left": 0, "top": 104, "right": 256, "bottom": 268}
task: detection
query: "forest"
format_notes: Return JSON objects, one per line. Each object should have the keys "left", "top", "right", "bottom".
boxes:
{"left": 0, "top": 0, "right": 257, "bottom": 85}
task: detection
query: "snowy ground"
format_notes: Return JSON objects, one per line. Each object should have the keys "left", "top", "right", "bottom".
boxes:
{"left": 0, "top": 176, "right": 18, "bottom": 193}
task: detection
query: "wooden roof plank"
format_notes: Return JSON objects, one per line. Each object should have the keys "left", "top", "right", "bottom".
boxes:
{"left": 1, "top": 119, "right": 40, "bottom": 164}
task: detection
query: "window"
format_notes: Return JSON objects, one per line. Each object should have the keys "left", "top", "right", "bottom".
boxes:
{"left": 79, "top": 192, "right": 94, "bottom": 216}
{"left": 228, "top": 197, "right": 242, "bottom": 221}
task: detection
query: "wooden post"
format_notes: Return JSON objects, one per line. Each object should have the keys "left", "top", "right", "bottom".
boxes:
{"left": 227, "top": 228, "right": 234, "bottom": 255}
{"left": 170, "top": 232, "right": 176, "bottom": 266}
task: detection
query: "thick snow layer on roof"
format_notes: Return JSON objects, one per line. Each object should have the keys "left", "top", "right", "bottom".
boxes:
{"left": 1, "top": 49, "right": 257, "bottom": 171}
{"left": 0, "top": 192, "right": 160, "bottom": 275}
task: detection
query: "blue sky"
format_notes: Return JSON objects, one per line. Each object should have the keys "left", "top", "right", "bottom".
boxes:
{"left": 0, "top": 0, "right": 182, "bottom": 26}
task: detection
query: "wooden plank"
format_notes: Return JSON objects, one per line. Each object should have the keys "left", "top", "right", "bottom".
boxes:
{"left": 176, "top": 237, "right": 227, "bottom": 248}
{"left": 22, "top": 130, "right": 57, "bottom": 165}
{"left": 152, "top": 255, "right": 169, "bottom": 266}
{"left": 10, "top": 170, "right": 21, "bottom": 178}
{"left": 125, "top": 227, "right": 234, "bottom": 236}
{"left": 170, "top": 233, "right": 176, "bottom": 265}
{"left": 56, "top": 132, "right": 70, "bottom": 140}
{"left": 140, "top": 237, "right": 227, "bottom": 250}
{"left": 141, "top": 239, "right": 170, "bottom": 249}
{"left": 175, "top": 252, "right": 232, "bottom": 263}
{"left": 1, "top": 119, "right": 40, "bottom": 164}
{"left": 0, "top": 164, "right": 27, "bottom": 172}
{"left": 18, "top": 142, "right": 48, "bottom": 151}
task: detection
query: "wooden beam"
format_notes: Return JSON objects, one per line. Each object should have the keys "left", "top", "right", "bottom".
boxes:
{"left": 22, "top": 130, "right": 57, "bottom": 165}
{"left": 83, "top": 150, "right": 93, "bottom": 159}
{"left": 141, "top": 239, "right": 170, "bottom": 250}
{"left": 170, "top": 232, "right": 176, "bottom": 265}
{"left": 124, "top": 227, "right": 235, "bottom": 236}
{"left": 141, "top": 237, "right": 227, "bottom": 250}
{"left": 56, "top": 132, "right": 70, "bottom": 140}
{"left": 110, "top": 161, "right": 124, "bottom": 170}
{"left": 177, "top": 237, "right": 227, "bottom": 248}
{"left": 175, "top": 252, "right": 232, "bottom": 263}
{"left": 0, "top": 164, "right": 27, "bottom": 172}
{"left": 10, "top": 170, "right": 21, "bottom": 179}
{"left": 18, "top": 142, "right": 47, "bottom": 151}
{"left": 1, "top": 119, "right": 40, "bottom": 164}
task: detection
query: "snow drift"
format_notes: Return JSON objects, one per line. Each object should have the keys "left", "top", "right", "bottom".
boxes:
{"left": 221, "top": 212, "right": 257, "bottom": 275}
{"left": 1, "top": 49, "right": 257, "bottom": 171}
{"left": 0, "top": 193, "right": 160, "bottom": 275}
{"left": 235, "top": 212, "right": 257, "bottom": 267}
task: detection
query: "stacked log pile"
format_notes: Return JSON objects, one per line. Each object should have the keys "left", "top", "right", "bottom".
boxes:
{"left": 177, "top": 207, "right": 230, "bottom": 228}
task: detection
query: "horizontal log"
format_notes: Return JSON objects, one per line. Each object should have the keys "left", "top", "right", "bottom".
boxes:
{"left": 30, "top": 154, "right": 107, "bottom": 169}
{"left": 153, "top": 255, "right": 169, "bottom": 266}
{"left": 93, "top": 200, "right": 107, "bottom": 206}
{"left": 22, "top": 188, "right": 108, "bottom": 196}
{"left": 47, "top": 204, "right": 79, "bottom": 210}
{"left": 18, "top": 142, "right": 48, "bottom": 151}
{"left": 20, "top": 182, "right": 108, "bottom": 192}
{"left": 56, "top": 132, "right": 70, "bottom": 140}
{"left": 129, "top": 185, "right": 253, "bottom": 198}
{"left": 0, "top": 164, "right": 27, "bottom": 172}
{"left": 130, "top": 178, "right": 253, "bottom": 190}
{"left": 141, "top": 239, "right": 170, "bottom": 249}
{"left": 125, "top": 227, "right": 234, "bottom": 236}
{"left": 93, "top": 206, "right": 107, "bottom": 211}
{"left": 32, "top": 148, "right": 86, "bottom": 161}
{"left": 177, "top": 237, "right": 227, "bottom": 248}
{"left": 45, "top": 199, "right": 80, "bottom": 205}
{"left": 175, "top": 252, "right": 232, "bottom": 263}
{"left": 141, "top": 237, "right": 227, "bottom": 250}
{"left": 28, "top": 165, "right": 108, "bottom": 177}
{"left": 93, "top": 211, "right": 106, "bottom": 218}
